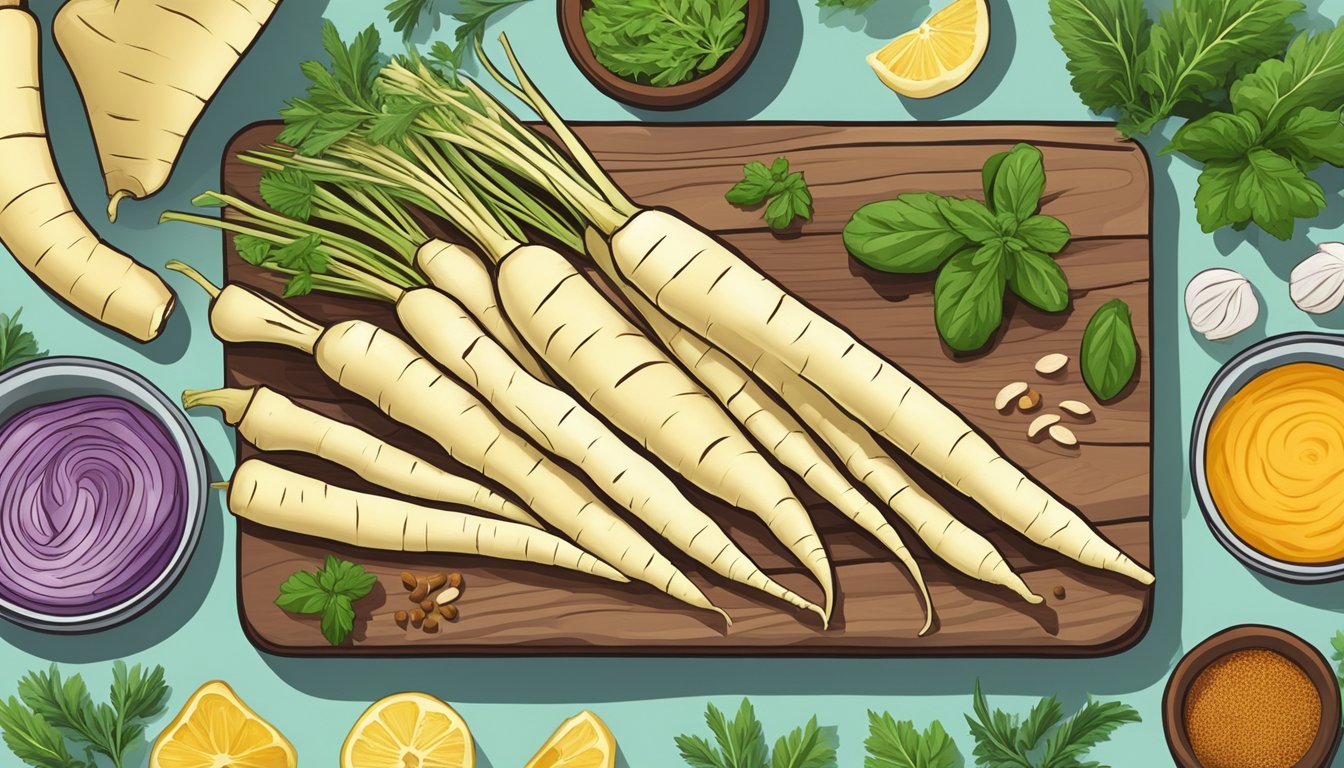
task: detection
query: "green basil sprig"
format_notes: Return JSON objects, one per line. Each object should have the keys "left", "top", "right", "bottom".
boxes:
{"left": 843, "top": 143, "right": 1073, "bottom": 353}
{"left": 1080, "top": 299, "right": 1138, "bottom": 401}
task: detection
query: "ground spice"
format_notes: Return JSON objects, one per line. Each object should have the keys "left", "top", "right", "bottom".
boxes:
{"left": 1184, "top": 648, "right": 1320, "bottom": 768}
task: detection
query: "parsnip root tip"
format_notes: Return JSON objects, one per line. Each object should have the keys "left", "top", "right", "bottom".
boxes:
{"left": 107, "top": 190, "right": 131, "bottom": 223}
{"left": 209, "top": 481, "right": 229, "bottom": 490}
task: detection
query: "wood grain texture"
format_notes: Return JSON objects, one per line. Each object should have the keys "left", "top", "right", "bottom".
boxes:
{"left": 224, "top": 122, "right": 1153, "bottom": 656}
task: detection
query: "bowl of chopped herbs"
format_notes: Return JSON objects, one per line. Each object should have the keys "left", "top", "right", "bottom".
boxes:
{"left": 558, "top": 0, "right": 767, "bottom": 109}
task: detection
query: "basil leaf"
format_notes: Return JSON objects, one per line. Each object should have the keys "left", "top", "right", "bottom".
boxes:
{"left": 991, "top": 144, "right": 1046, "bottom": 221}
{"left": 725, "top": 161, "right": 774, "bottom": 205}
{"left": 1194, "top": 149, "right": 1326, "bottom": 240}
{"left": 1167, "top": 111, "right": 1262, "bottom": 163}
{"left": 321, "top": 595, "right": 356, "bottom": 646}
{"left": 935, "top": 244, "right": 1009, "bottom": 352}
{"left": 1265, "top": 106, "right": 1344, "bottom": 167}
{"left": 1015, "top": 215, "right": 1072, "bottom": 254}
{"left": 1081, "top": 299, "right": 1138, "bottom": 401}
{"left": 981, "top": 149, "right": 1010, "bottom": 210}
{"left": 843, "top": 193, "right": 969, "bottom": 273}
{"left": 1009, "top": 250, "right": 1071, "bottom": 312}
{"left": 936, "top": 197, "right": 999, "bottom": 243}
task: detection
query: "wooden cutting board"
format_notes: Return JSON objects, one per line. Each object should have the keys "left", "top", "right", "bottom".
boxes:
{"left": 225, "top": 122, "right": 1153, "bottom": 656}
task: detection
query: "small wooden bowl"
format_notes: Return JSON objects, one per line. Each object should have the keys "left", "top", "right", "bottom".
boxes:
{"left": 1163, "top": 625, "right": 1342, "bottom": 768}
{"left": 557, "top": 0, "right": 768, "bottom": 110}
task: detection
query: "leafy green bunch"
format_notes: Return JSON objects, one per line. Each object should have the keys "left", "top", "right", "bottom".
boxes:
{"left": 843, "top": 143, "right": 1073, "bottom": 353}
{"left": 864, "top": 712, "right": 958, "bottom": 768}
{"left": 675, "top": 699, "right": 837, "bottom": 768}
{"left": 276, "top": 555, "right": 379, "bottom": 646}
{"left": 0, "top": 309, "right": 45, "bottom": 373}
{"left": 385, "top": 0, "right": 533, "bottom": 65}
{"left": 726, "top": 157, "right": 815, "bottom": 231}
{"left": 965, "top": 682, "right": 1140, "bottom": 768}
{"left": 0, "top": 663, "right": 169, "bottom": 768}
{"left": 582, "top": 0, "right": 749, "bottom": 87}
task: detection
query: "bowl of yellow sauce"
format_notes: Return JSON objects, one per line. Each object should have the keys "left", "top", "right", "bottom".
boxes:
{"left": 1193, "top": 333, "right": 1344, "bottom": 581}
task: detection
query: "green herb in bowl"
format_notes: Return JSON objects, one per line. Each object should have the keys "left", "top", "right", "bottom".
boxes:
{"left": 582, "top": 0, "right": 749, "bottom": 87}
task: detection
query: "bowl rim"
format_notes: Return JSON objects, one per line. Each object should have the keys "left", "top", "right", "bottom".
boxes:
{"left": 1190, "top": 332, "right": 1344, "bottom": 582}
{"left": 0, "top": 356, "right": 207, "bottom": 632}
{"left": 1162, "top": 624, "right": 1342, "bottom": 768}
{"left": 557, "top": 0, "right": 769, "bottom": 110}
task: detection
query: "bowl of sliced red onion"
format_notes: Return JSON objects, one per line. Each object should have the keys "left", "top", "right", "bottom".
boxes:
{"left": 0, "top": 357, "right": 206, "bottom": 632}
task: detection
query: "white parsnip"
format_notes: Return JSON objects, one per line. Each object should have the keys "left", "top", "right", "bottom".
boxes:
{"left": 183, "top": 385, "right": 540, "bottom": 528}
{"left": 230, "top": 460, "right": 625, "bottom": 581}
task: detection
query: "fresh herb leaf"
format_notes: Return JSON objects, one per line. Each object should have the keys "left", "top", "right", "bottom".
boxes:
{"left": 1193, "top": 149, "right": 1326, "bottom": 240}
{"left": 582, "top": 0, "right": 748, "bottom": 87}
{"left": 0, "top": 310, "right": 46, "bottom": 373}
{"left": 844, "top": 194, "right": 970, "bottom": 273}
{"left": 1166, "top": 111, "right": 1262, "bottom": 163}
{"left": 1228, "top": 21, "right": 1344, "bottom": 133}
{"left": 275, "top": 556, "right": 378, "bottom": 646}
{"left": 770, "top": 717, "right": 835, "bottom": 768}
{"left": 259, "top": 169, "right": 316, "bottom": 221}
{"left": 449, "top": 0, "right": 533, "bottom": 67}
{"left": 1010, "top": 249, "right": 1071, "bottom": 312}
{"left": 386, "top": 0, "right": 434, "bottom": 42}
{"left": 1040, "top": 700, "right": 1141, "bottom": 767}
{"left": 279, "top": 22, "right": 384, "bottom": 156}
{"left": 863, "top": 711, "right": 958, "bottom": 768}
{"left": 1267, "top": 107, "right": 1344, "bottom": 167}
{"left": 965, "top": 681, "right": 1139, "bottom": 768}
{"left": 15, "top": 664, "right": 167, "bottom": 768}
{"left": 726, "top": 157, "right": 813, "bottom": 231}
{"left": 991, "top": 144, "right": 1047, "bottom": 221}
{"left": 936, "top": 197, "right": 999, "bottom": 243}
{"left": 934, "top": 244, "right": 1009, "bottom": 353}
{"left": 677, "top": 699, "right": 834, "bottom": 768}
{"left": 234, "top": 235, "right": 273, "bottom": 267}
{"left": 1332, "top": 631, "right": 1344, "bottom": 691}
{"left": 1015, "top": 215, "right": 1072, "bottom": 255}
{"left": 0, "top": 698, "right": 86, "bottom": 768}
{"left": 1048, "top": 0, "right": 1151, "bottom": 114}
{"left": 1080, "top": 299, "right": 1138, "bottom": 401}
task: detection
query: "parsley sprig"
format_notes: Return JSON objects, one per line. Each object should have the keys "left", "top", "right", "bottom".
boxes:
{"left": 965, "top": 681, "right": 1140, "bottom": 768}
{"left": 276, "top": 555, "right": 379, "bottom": 646}
{"left": 726, "top": 157, "right": 814, "bottom": 231}
{"left": 675, "top": 698, "right": 836, "bottom": 768}
{"left": 385, "top": 0, "right": 532, "bottom": 65}
{"left": 0, "top": 309, "right": 46, "bottom": 373}
{"left": 864, "top": 712, "right": 958, "bottom": 768}
{"left": 582, "top": 0, "right": 748, "bottom": 87}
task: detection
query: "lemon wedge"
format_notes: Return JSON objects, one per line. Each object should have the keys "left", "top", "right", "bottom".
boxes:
{"left": 524, "top": 711, "right": 616, "bottom": 768}
{"left": 867, "top": 0, "right": 990, "bottom": 98}
{"left": 150, "top": 681, "right": 297, "bottom": 768}
{"left": 341, "top": 692, "right": 474, "bottom": 768}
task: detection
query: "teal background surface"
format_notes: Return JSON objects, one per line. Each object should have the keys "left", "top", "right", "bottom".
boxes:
{"left": 4, "top": 0, "right": 1344, "bottom": 764}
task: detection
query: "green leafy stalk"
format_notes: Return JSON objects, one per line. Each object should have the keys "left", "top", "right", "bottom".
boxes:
{"left": 0, "top": 697, "right": 86, "bottom": 768}
{"left": 725, "top": 157, "right": 814, "bottom": 230}
{"left": 276, "top": 555, "right": 378, "bottom": 646}
{"left": 965, "top": 680, "right": 1140, "bottom": 768}
{"left": 864, "top": 711, "right": 959, "bottom": 768}
{"left": 13, "top": 663, "right": 168, "bottom": 768}
{"left": 582, "top": 0, "right": 748, "bottom": 87}
{"left": 0, "top": 310, "right": 46, "bottom": 373}
{"left": 675, "top": 699, "right": 834, "bottom": 768}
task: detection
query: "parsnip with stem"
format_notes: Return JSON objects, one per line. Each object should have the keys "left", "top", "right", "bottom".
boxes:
{"left": 184, "top": 385, "right": 541, "bottom": 528}
{"left": 0, "top": 0, "right": 175, "bottom": 342}
{"left": 169, "top": 261, "right": 725, "bottom": 620}
{"left": 231, "top": 459, "right": 624, "bottom": 581}
{"left": 54, "top": 0, "right": 281, "bottom": 221}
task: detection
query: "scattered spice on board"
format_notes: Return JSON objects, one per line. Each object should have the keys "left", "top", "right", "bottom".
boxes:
{"left": 1183, "top": 648, "right": 1320, "bottom": 768}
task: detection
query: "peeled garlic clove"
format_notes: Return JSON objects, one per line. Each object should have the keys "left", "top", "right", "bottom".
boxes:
{"left": 1185, "top": 268, "right": 1258, "bottom": 341}
{"left": 1290, "top": 243, "right": 1344, "bottom": 314}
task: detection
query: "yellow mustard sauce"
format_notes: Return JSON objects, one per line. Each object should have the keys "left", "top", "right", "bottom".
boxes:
{"left": 1206, "top": 362, "right": 1344, "bottom": 564}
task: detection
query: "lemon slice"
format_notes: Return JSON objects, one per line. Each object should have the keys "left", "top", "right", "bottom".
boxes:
{"left": 867, "top": 0, "right": 990, "bottom": 98}
{"left": 341, "top": 692, "right": 475, "bottom": 768}
{"left": 150, "top": 681, "right": 297, "bottom": 768}
{"left": 524, "top": 711, "right": 616, "bottom": 768}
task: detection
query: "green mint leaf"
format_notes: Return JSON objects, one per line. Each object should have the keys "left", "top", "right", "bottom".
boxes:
{"left": 1048, "top": 0, "right": 1151, "bottom": 114}
{"left": 1081, "top": 299, "right": 1138, "bottom": 401}
{"left": 1015, "top": 215, "right": 1072, "bottom": 254}
{"left": 234, "top": 235, "right": 273, "bottom": 267}
{"left": 726, "top": 162, "right": 776, "bottom": 206}
{"left": 330, "top": 562, "right": 379, "bottom": 601}
{"left": 320, "top": 595, "right": 357, "bottom": 646}
{"left": 981, "top": 150, "right": 1010, "bottom": 210}
{"left": 1009, "top": 250, "right": 1071, "bottom": 313}
{"left": 1040, "top": 699, "right": 1141, "bottom": 767}
{"left": 1230, "top": 22, "right": 1344, "bottom": 132}
{"left": 770, "top": 157, "right": 790, "bottom": 178}
{"left": 991, "top": 144, "right": 1046, "bottom": 220}
{"left": 1166, "top": 111, "right": 1263, "bottom": 163}
{"left": 0, "top": 698, "right": 86, "bottom": 768}
{"left": 259, "top": 168, "right": 316, "bottom": 221}
{"left": 1266, "top": 106, "right": 1344, "bottom": 166}
{"left": 936, "top": 197, "right": 999, "bottom": 243}
{"left": 1194, "top": 149, "right": 1326, "bottom": 240}
{"left": 770, "top": 716, "right": 835, "bottom": 768}
{"left": 934, "top": 244, "right": 1009, "bottom": 353}
{"left": 764, "top": 193, "right": 798, "bottom": 230}
{"left": 864, "top": 711, "right": 958, "bottom": 768}
{"left": 275, "top": 571, "right": 329, "bottom": 615}
{"left": 844, "top": 194, "right": 970, "bottom": 274}
{"left": 0, "top": 309, "right": 46, "bottom": 374}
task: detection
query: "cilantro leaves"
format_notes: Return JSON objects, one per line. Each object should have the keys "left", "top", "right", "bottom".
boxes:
{"left": 726, "top": 157, "right": 814, "bottom": 231}
{"left": 675, "top": 699, "right": 836, "bottom": 768}
{"left": 965, "top": 681, "right": 1140, "bottom": 768}
{"left": 0, "top": 310, "right": 46, "bottom": 373}
{"left": 582, "top": 0, "right": 748, "bottom": 88}
{"left": 844, "top": 144, "right": 1073, "bottom": 353}
{"left": 276, "top": 555, "right": 378, "bottom": 646}
{"left": 864, "top": 712, "right": 958, "bottom": 768}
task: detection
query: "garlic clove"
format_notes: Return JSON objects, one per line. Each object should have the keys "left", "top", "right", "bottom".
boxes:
{"left": 1185, "top": 268, "right": 1258, "bottom": 341}
{"left": 1290, "top": 243, "right": 1344, "bottom": 315}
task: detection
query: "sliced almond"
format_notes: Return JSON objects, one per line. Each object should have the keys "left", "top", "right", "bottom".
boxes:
{"left": 1027, "top": 413, "right": 1060, "bottom": 438}
{"left": 435, "top": 586, "right": 462, "bottom": 606}
{"left": 1035, "top": 353, "right": 1069, "bottom": 375}
{"left": 1059, "top": 400, "right": 1093, "bottom": 417}
{"left": 995, "top": 381, "right": 1029, "bottom": 411}
{"left": 1049, "top": 424, "right": 1078, "bottom": 446}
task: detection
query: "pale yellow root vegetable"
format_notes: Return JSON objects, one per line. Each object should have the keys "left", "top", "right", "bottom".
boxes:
{"left": 492, "top": 244, "right": 835, "bottom": 622}
{"left": 0, "top": 2, "right": 175, "bottom": 342}
{"left": 416, "top": 239, "right": 551, "bottom": 384}
{"left": 54, "top": 0, "right": 281, "bottom": 221}
{"left": 230, "top": 459, "right": 625, "bottom": 581}
{"left": 607, "top": 210, "right": 1153, "bottom": 586}
{"left": 397, "top": 285, "right": 822, "bottom": 618}
{"left": 586, "top": 230, "right": 935, "bottom": 631}
{"left": 169, "top": 262, "right": 726, "bottom": 622}
{"left": 183, "top": 385, "right": 541, "bottom": 528}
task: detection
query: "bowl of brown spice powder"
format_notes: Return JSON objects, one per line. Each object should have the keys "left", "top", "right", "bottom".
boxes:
{"left": 1163, "top": 625, "right": 1341, "bottom": 768}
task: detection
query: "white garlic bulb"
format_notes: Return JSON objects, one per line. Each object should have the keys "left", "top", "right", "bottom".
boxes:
{"left": 1185, "top": 268, "right": 1258, "bottom": 341}
{"left": 1290, "top": 243, "right": 1344, "bottom": 314}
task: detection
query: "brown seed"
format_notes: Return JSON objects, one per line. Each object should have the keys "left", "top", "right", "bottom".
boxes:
{"left": 410, "top": 608, "right": 425, "bottom": 627}
{"left": 394, "top": 610, "right": 409, "bottom": 628}
{"left": 439, "top": 604, "right": 460, "bottom": 621}
{"left": 426, "top": 572, "right": 448, "bottom": 590}
{"left": 1017, "top": 389, "right": 1042, "bottom": 411}
{"left": 420, "top": 598, "right": 435, "bottom": 613}
{"left": 447, "top": 572, "right": 464, "bottom": 589}
{"left": 1053, "top": 586, "right": 1066, "bottom": 600}
{"left": 423, "top": 614, "right": 440, "bottom": 633}
{"left": 408, "top": 579, "right": 429, "bottom": 603}
{"left": 399, "top": 571, "right": 416, "bottom": 591}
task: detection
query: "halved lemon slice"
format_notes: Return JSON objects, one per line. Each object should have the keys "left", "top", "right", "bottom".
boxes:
{"left": 150, "top": 681, "right": 296, "bottom": 768}
{"left": 341, "top": 692, "right": 474, "bottom": 768}
{"left": 524, "top": 711, "right": 615, "bottom": 768}
{"left": 867, "top": 0, "right": 990, "bottom": 98}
